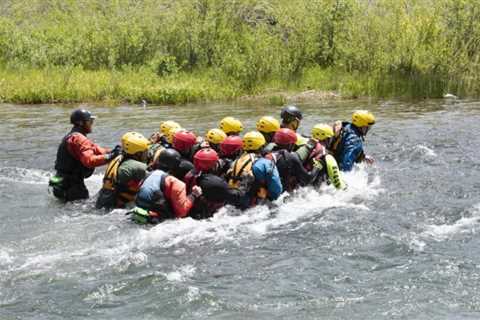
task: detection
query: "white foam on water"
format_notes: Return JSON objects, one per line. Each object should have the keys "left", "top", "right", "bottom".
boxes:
{"left": 6, "top": 166, "right": 382, "bottom": 278}
{"left": 421, "top": 204, "right": 480, "bottom": 241}
{"left": 0, "top": 247, "right": 13, "bottom": 266}
{"left": 185, "top": 286, "right": 201, "bottom": 302}
{"left": 131, "top": 165, "right": 381, "bottom": 250}
{"left": 413, "top": 144, "right": 437, "bottom": 158}
{"left": 0, "top": 167, "right": 51, "bottom": 185}
{"left": 85, "top": 173, "right": 105, "bottom": 194}
{"left": 0, "top": 167, "right": 103, "bottom": 196}
{"left": 84, "top": 282, "right": 127, "bottom": 304}
{"left": 164, "top": 264, "right": 196, "bottom": 282}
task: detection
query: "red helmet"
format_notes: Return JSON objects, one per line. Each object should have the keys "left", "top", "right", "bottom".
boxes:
{"left": 220, "top": 135, "right": 243, "bottom": 157}
{"left": 273, "top": 128, "right": 297, "bottom": 145}
{"left": 173, "top": 130, "right": 197, "bottom": 152}
{"left": 193, "top": 148, "right": 219, "bottom": 172}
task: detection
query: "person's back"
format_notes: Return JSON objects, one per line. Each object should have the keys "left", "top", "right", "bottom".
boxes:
{"left": 135, "top": 170, "right": 201, "bottom": 223}
{"left": 292, "top": 124, "right": 346, "bottom": 189}
{"left": 271, "top": 128, "right": 319, "bottom": 193}
{"left": 227, "top": 131, "right": 282, "bottom": 209}
{"left": 96, "top": 132, "right": 149, "bottom": 209}
{"left": 335, "top": 123, "right": 362, "bottom": 170}
{"left": 185, "top": 148, "right": 245, "bottom": 219}
{"left": 333, "top": 111, "right": 375, "bottom": 172}
{"left": 131, "top": 149, "right": 202, "bottom": 224}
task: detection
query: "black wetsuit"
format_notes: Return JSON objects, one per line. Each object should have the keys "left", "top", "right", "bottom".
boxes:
{"left": 188, "top": 173, "right": 245, "bottom": 219}
{"left": 273, "top": 149, "right": 320, "bottom": 193}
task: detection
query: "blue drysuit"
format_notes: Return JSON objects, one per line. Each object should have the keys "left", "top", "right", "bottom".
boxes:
{"left": 252, "top": 158, "right": 283, "bottom": 200}
{"left": 236, "top": 156, "right": 283, "bottom": 209}
{"left": 336, "top": 123, "right": 365, "bottom": 172}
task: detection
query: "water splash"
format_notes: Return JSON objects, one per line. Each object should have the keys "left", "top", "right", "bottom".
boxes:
{"left": 0, "top": 167, "right": 51, "bottom": 185}
{"left": 412, "top": 145, "right": 437, "bottom": 159}
{"left": 3, "top": 166, "right": 381, "bottom": 279}
{"left": 164, "top": 265, "right": 196, "bottom": 282}
{"left": 422, "top": 204, "right": 480, "bottom": 241}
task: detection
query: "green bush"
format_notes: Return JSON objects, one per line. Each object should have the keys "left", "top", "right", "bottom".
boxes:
{"left": 0, "top": 0, "right": 479, "bottom": 103}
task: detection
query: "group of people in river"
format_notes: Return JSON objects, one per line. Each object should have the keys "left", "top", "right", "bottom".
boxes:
{"left": 49, "top": 105, "right": 376, "bottom": 224}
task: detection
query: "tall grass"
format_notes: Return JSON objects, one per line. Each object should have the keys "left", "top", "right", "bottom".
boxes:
{"left": 0, "top": 0, "right": 479, "bottom": 104}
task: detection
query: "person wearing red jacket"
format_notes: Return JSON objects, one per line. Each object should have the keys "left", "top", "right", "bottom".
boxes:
{"left": 51, "top": 109, "right": 120, "bottom": 202}
{"left": 134, "top": 150, "right": 202, "bottom": 224}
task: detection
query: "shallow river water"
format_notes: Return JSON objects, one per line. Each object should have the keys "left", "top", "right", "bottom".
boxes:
{"left": 1, "top": 99, "right": 480, "bottom": 319}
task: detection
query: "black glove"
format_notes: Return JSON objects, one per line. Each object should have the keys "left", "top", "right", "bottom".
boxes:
{"left": 105, "top": 145, "right": 122, "bottom": 161}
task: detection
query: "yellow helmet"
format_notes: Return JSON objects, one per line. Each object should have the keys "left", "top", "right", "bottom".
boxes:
{"left": 219, "top": 117, "right": 244, "bottom": 135}
{"left": 256, "top": 116, "right": 280, "bottom": 134}
{"left": 311, "top": 124, "right": 334, "bottom": 141}
{"left": 160, "top": 120, "right": 181, "bottom": 136}
{"left": 205, "top": 128, "right": 227, "bottom": 145}
{"left": 166, "top": 127, "right": 184, "bottom": 144}
{"left": 121, "top": 132, "right": 150, "bottom": 155}
{"left": 243, "top": 131, "right": 266, "bottom": 151}
{"left": 352, "top": 110, "right": 376, "bottom": 127}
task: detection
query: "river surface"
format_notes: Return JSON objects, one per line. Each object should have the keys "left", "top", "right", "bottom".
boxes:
{"left": 1, "top": 99, "right": 480, "bottom": 319}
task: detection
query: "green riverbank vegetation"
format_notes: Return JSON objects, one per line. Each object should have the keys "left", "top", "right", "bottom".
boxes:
{"left": 0, "top": 0, "right": 479, "bottom": 104}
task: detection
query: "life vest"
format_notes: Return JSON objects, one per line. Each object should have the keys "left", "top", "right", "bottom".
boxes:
{"left": 227, "top": 153, "right": 267, "bottom": 201}
{"left": 54, "top": 131, "right": 94, "bottom": 180}
{"left": 101, "top": 155, "right": 140, "bottom": 207}
{"left": 330, "top": 121, "right": 344, "bottom": 159}
{"left": 304, "top": 142, "right": 327, "bottom": 171}
{"left": 135, "top": 170, "right": 174, "bottom": 221}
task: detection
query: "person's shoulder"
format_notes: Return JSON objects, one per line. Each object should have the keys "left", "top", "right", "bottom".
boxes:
{"left": 66, "top": 132, "right": 87, "bottom": 144}
{"left": 122, "top": 158, "right": 148, "bottom": 170}
{"left": 254, "top": 157, "right": 270, "bottom": 166}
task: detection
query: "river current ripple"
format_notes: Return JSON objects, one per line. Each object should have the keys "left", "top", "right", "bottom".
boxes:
{"left": 0, "top": 99, "right": 479, "bottom": 319}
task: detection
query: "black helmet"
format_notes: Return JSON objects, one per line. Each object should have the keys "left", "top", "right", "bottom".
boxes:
{"left": 70, "top": 109, "right": 96, "bottom": 125}
{"left": 156, "top": 148, "right": 181, "bottom": 171}
{"left": 280, "top": 105, "right": 303, "bottom": 122}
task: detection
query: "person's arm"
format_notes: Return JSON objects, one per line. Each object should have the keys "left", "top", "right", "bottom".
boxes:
{"left": 292, "top": 153, "right": 319, "bottom": 186}
{"left": 67, "top": 134, "right": 109, "bottom": 168}
{"left": 164, "top": 176, "right": 195, "bottom": 218}
{"left": 92, "top": 144, "right": 109, "bottom": 155}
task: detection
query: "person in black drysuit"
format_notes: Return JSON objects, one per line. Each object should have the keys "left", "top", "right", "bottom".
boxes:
{"left": 51, "top": 109, "right": 120, "bottom": 202}
{"left": 272, "top": 128, "right": 321, "bottom": 193}
{"left": 184, "top": 148, "right": 245, "bottom": 219}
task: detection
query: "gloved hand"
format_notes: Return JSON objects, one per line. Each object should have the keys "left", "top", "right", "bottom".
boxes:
{"left": 105, "top": 145, "right": 122, "bottom": 161}
{"left": 312, "top": 158, "right": 323, "bottom": 170}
